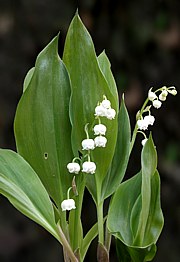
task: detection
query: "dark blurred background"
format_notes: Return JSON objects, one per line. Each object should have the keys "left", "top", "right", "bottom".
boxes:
{"left": 0, "top": 0, "right": 179, "bottom": 261}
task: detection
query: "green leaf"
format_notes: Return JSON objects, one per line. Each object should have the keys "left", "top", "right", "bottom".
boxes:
{"left": 23, "top": 67, "right": 35, "bottom": 92}
{"left": 107, "top": 136, "right": 164, "bottom": 261}
{"left": 134, "top": 135, "right": 157, "bottom": 245}
{"left": 116, "top": 239, "right": 157, "bottom": 262}
{"left": 14, "top": 35, "right": 73, "bottom": 208}
{"left": 97, "top": 51, "right": 119, "bottom": 108}
{"left": 0, "top": 149, "right": 59, "bottom": 241}
{"left": 101, "top": 95, "right": 131, "bottom": 199}
{"left": 63, "top": 14, "right": 118, "bottom": 201}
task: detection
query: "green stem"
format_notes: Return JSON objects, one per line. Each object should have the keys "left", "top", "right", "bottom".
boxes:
{"left": 57, "top": 223, "right": 78, "bottom": 262}
{"left": 71, "top": 175, "right": 86, "bottom": 252}
{"left": 105, "top": 225, "right": 111, "bottom": 252}
{"left": 129, "top": 98, "right": 149, "bottom": 154}
{"left": 97, "top": 200, "right": 104, "bottom": 244}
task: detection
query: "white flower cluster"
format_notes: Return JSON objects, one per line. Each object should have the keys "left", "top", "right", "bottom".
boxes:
{"left": 148, "top": 86, "right": 177, "bottom": 109}
{"left": 137, "top": 85, "right": 177, "bottom": 147}
{"left": 67, "top": 96, "right": 116, "bottom": 176}
{"left": 137, "top": 115, "right": 155, "bottom": 131}
{"left": 95, "top": 98, "right": 116, "bottom": 120}
{"left": 63, "top": 96, "right": 116, "bottom": 211}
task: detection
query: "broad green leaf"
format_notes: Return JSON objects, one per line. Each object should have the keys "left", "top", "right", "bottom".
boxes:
{"left": 23, "top": 67, "right": 35, "bottom": 92}
{"left": 0, "top": 149, "right": 59, "bottom": 241}
{"left": 134, "top": 135, "right": 157, "bottom": 245}
{"left": 116, "top": 239, "right": 157, "bottom": 262}
{"left": 97, "top": 51, "right": 119, "bottom": 108}
{"left": 14, "top": 35, "right": 73, "bottom": 208}
{"left": 63, "top": 14, "right": 118, "bottom": 201}
{"left": 107, "top": 137, "right": 164, "bottom": 261}
{"left": 101, "top": 95, "right": 131, "bottom": 199}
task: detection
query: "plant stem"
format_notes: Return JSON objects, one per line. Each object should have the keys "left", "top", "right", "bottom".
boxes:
{"left": 130, "top": 98, "right": 149, "bottom": 154}
{"left": 105, "top": 225, "right": 111, "bottom": 252}
{"left": 97, "top": 201, "right": 104, "bottom": 244}
{"left": 71, "top": 176, "right": 86, "bottom": 251}
{"left": 57, "top": 223, "right": 79, "bottom": 262}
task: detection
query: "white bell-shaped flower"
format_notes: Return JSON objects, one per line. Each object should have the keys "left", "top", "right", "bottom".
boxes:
{"left": 161, "top": 90, "right": 168, "bottom": 96}
{"left": 159, "top": 93, "right": 166, "bottom": 101}
{"left": 152, "top": 99, "right": 162, "bottom": 109}
{"left": 82, "top": 161, "right": 96, "bottom": 174}
{"left": 101, "top": 99, "right": 111, "bottom": 109}
{"left": 168, "top": 89, "right": 177, "bottom": 96}
{"left": 141, "top": 138, "right": 148, "bottom": 146}
{"left": 144, "top": 115, "right": 155, "bottom": 126}
{"left": 94, "top": 136, "right": 107, "bottom": 148}
{"left": 105, "top": 108, "right": 116, "bottom": 120}
{"left": 95, "top": 105, "right": 106, "bottom": 117}
{"left": 137, "top": 119, "right": 149, "bottom": 130}
{"left": 82, "top": 139, "right": 95, "bottom": 150}
{"left": 67, "top": 162, "right": 81, "bottom": 174}
{"left": 61, "top": 199, "right": 76, "bottom": 211}
{"left": 148, "top": 89, "right": 157, "bottom": 101}
{"left": 93, "top": 124, "right": 107, "bottom": 135}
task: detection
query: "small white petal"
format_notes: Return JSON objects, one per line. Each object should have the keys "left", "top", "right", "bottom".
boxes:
{"left": 161, "top": 90, "right": 168, "bottom": 97}
{"left": 93, "top": 124, "right": 107, "bottom": 135}
{"left": 82, "top": 139, "right": 95, "bottom": 150}
{"left": 101, "top": 99, "right": 111, "bottom": 109}
{"left": 82, "top": 161, "right": 96, "bottom": 174}
{"left": 61, "top": 199, "right": 76, "bottom": 211}
{"left": 141, "top": 138, "right": 148, "bottom": 146}
{"left": 148, "top": 90, "right": 157, "bottom": 101}
{"left": 137, "top": 119, "right": 148, "bottom": 130}
{"left": 144, "top": 115, "right": 155, "bottom": 126}
{"left": 94, "top": 136, "right": 107, "bottom": 147}
{"left": 159, "top": 93, "right": 166, "bottom": 101}
{"left": 105, "top": 108, "right": 116, "bottom": 120}
{"left": 152, "top": 99, "right": 162, "bottom": 109}
{"left": 67, "top": 163, "right": 81, "bottom": 174}
{"left": 95, "top": 105, "right": 107, "bottom": 117}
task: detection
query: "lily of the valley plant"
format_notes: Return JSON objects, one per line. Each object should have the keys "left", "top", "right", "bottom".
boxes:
{"left": 0, "top": 13, "right": 177, "bottom": 262}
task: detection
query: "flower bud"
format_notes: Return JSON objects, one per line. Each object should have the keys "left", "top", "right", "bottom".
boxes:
{"left": 67, "top": 163, "right": 81, "bottom": 174}
{"left": 141, "top": 138, "right": 148, "bottom": 146}
{"left": 61, "top": 199, "right": 76, "bottom": 211}
{"left": 82, "top": 139, "right": 95, "bottom": 150}
{"left": 106, "top": 108, "right": 116, "bottom": 120}
{"left": 95, "top": 105, "right": 106, "bottom": 117}
{"left": 93, "top": 124, "right": 107, "bottom": 135}
{"left": 168, "top": 89, "right": 177, "bottom": 96}
{"left": 137, "top": 119, "right": 149, "bottom": 130}
{"left": 82, "top": 161, "right": 96, "bottom": 174}
{"left": 144, "top": 115, "right": 155, "bottom": 126}
{"left": 101, "top": 99, "right": 111, "bottom": 109}
{"left": 148, "top": 90, "right": 157, "bottom": 101}
{"left": 94, "top": 136, "right": 107, "bottom": 148}
{"left": 152, "top": 99, "right": 162, "bottom": 109}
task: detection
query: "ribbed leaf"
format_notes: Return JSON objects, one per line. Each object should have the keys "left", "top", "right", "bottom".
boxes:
{"left": 63, "top": 14, "right": 118, "bottom": 201}
{"left": 14, "top": 35, "right": 73, "bottom": 208}
{"left": 101, "top": 95, "right": 131, "bottom": 199}
{"left": 0, "top": 149, "right": 59, "bottom": 241}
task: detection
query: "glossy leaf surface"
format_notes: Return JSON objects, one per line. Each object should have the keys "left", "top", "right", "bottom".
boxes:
{"left": 63, "top": 14, "right": 118, "bottom": 201}
{"left": 0, "top": 149, "right": 59, "bottom": 240}
{"left": 101, "top": 96, "right": 131, "bottom": 199}
{"left": 14, "top": 35, "right": 73, "bottom": 207}
{"left": 107, "top": 137, "right": 164, "bottom": 261}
